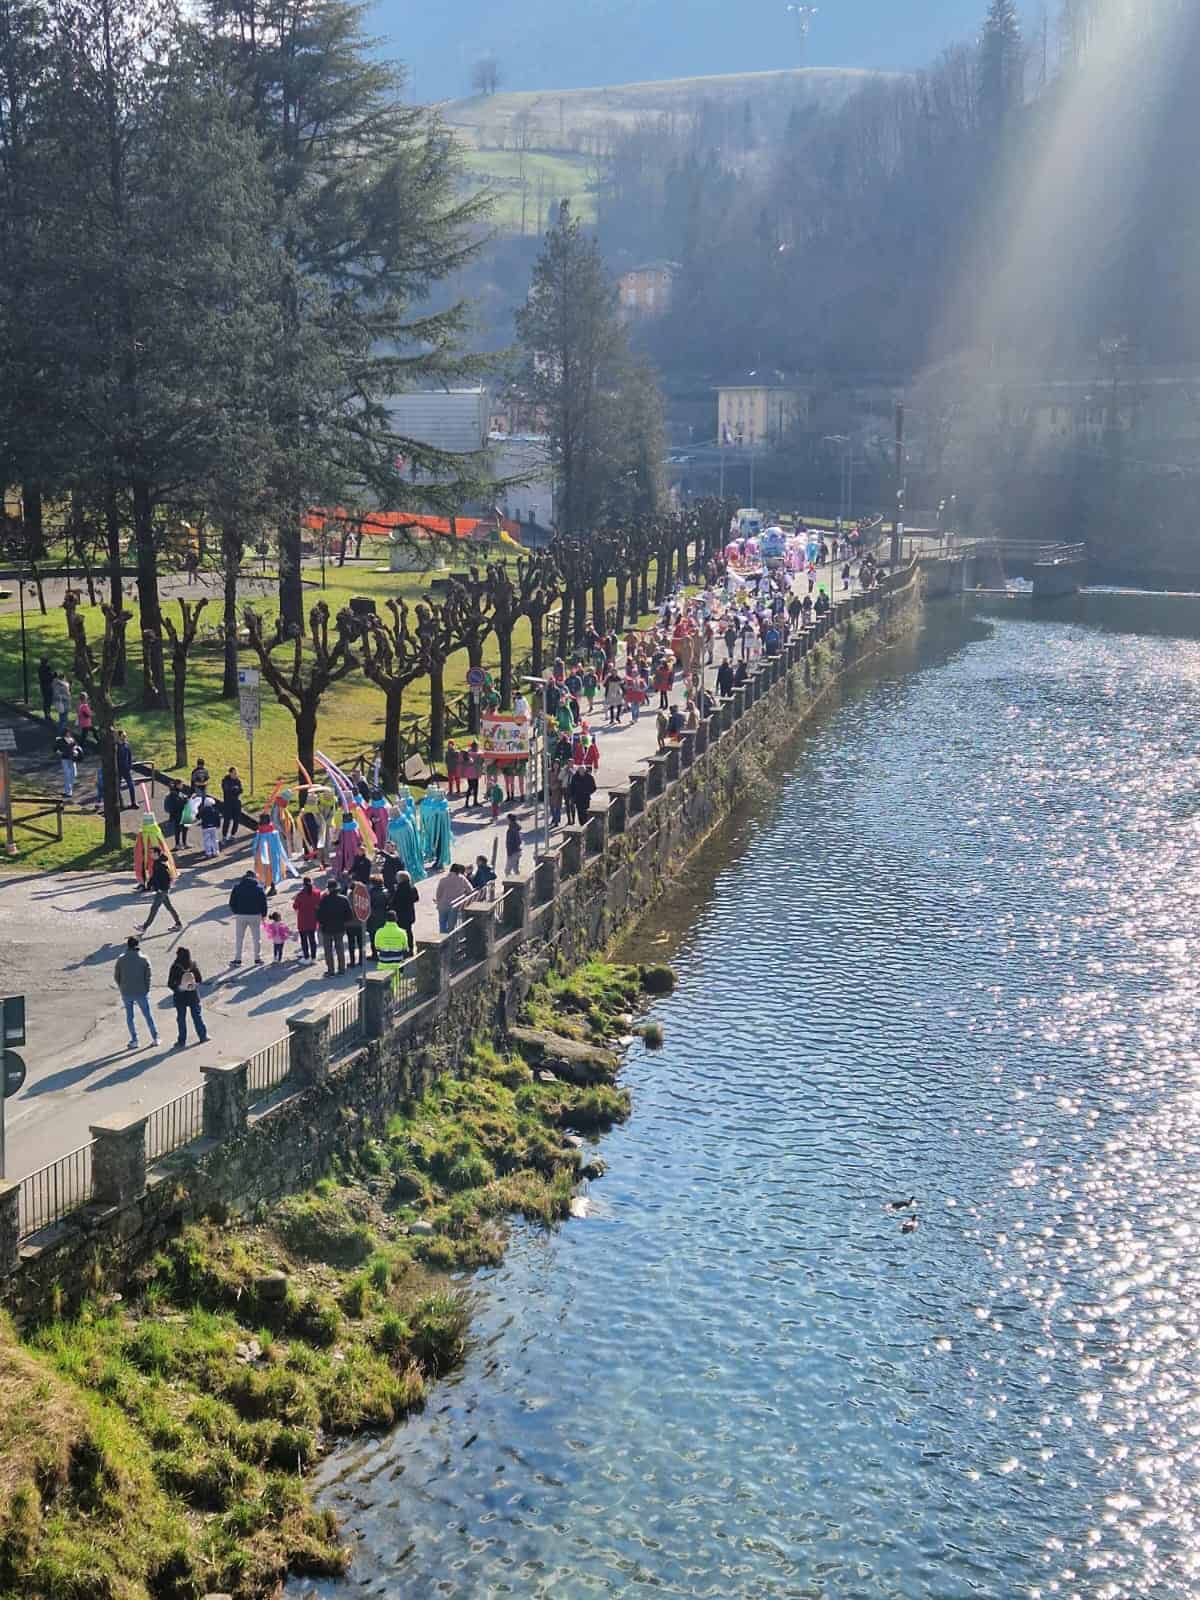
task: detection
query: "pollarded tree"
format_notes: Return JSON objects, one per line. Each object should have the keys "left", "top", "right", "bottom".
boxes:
{"left": 63, "top": 594, "right": 130, "bottom": 848}
{"left": 516, "top": 550, "right": 561, "bottom": 679}
{"left": 202, "top": 0, "right": 493, "bottom": 632}
{"left": 414, "top": 599, "right": 456, "bottom": 762}
{"left": 145, "top": 599, "right": 209, "bottom": 769}
{"left": 243, "top": 600, "right": 361, "bottom": 790}
{"left": 444, "top": 569, "right": 495, "bottom": 734}
{"left": 488, "top": 551, "right": 561, "bottom": 694}
{"left": 552, "top": 536, "right": 591, "bottom": 658}
{"left": 359, "top": 598, "right": 429, "bottom": 787}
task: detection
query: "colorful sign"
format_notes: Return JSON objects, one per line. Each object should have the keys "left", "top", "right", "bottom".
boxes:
{"left": 481, "top": 713, "right": 531, "bottom": 764}
{"left": 350, "top": 882, "right": 371, "bottom": 925}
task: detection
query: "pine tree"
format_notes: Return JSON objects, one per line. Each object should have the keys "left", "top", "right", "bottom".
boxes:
{"left": 979, "top": 0, "right": 1023, "bottom": 128}
{"left": 516, "top": 201, "right": 627, "bottom": 538}
{"left": 202, "top": 0, "right": 492, "bottom": 631}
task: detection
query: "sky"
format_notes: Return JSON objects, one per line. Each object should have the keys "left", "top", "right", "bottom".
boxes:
{"left": 379, "top": 0, "right": 985, "bottom": 104}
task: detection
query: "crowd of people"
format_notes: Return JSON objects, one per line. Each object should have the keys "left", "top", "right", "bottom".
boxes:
{"left": 99, "top": 523, "right": 885, "bottom": 1049}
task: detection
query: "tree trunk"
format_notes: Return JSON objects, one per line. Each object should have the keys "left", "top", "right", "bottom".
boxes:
{"left": 497, "top": 628, "right": 513, "bottom": 709}
{"left": 171, "top": 650, "right": 187, "bottom": 768}
{"left": 221, "top": 526, "right": 241, "bottom": 698}
{"left": 296, "top": 703, "right": 317, "bottom": 798}
{"left": 133, "top": 478, "right": 167, "bottom": 709}
{"left": 104, "top": 488, "right": 125, "bottom": 685}
{"left": 654, "top": 551, "right": 669, "bottom": 605}
{"left": 381, "top": 685, "right": 403, "bottom": 789}
{"left": 571, "top": 585, "right": 587, "bottom": 647}
{"left": 22, "top": 483, "right": 46, "bottom": 558}
{"left": 615, "top": 575, "right": 628, "bottom": 632}
{"left": 556, "top": 592, "right": 571, "bottom": 661}
{"left": 591, "top": 577, "right": 605, "bottom": 633}
{"left": 467, "top": 642, "right": 483, "bottom": 733}
{"left": 99, "top": 724, "right": 122, "bottom": 849}
{"left": 529, "top": 609, "right": 545, "bottom": 677}
{"left": 638, "top": 563, "right": 650, "bottom": 617}
{"left": 429, "top": 659, "right": 446, "bottom": 760}
{"left": 278, "top": 512, "right": 304, "bottom": 634}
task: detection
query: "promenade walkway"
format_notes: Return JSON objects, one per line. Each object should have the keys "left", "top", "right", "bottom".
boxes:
{"left": 0, "top": 550, "right": 862, "bottom": 1189}
{"left": 0, "top": 667, "right": 684, "bottom": 1185}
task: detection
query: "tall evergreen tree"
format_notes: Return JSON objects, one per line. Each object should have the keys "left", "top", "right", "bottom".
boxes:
{"left": 202, "top": 0, "right": 491, "bottom": 631}
{"left": 978, "top": 0, "right": 1023, "bottom": 128}
{"left": 516, "top": 201, "right": 627, "bottom": 538}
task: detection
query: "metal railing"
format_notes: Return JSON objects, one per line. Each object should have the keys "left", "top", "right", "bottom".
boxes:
{"left": 327, "top": 990, "right": 364, "bottom": 1058}
{"left": 18, "top": 1143, "right": 95, "bottom": 1238}
{"left": 145, "top": 1085, "right": 205, "bottom": 1163}
{"left": 246, "top": 1035, "right": 291, "bottom": 1102}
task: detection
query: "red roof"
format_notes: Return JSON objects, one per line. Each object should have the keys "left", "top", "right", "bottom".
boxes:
{"left": 303, "top": 508, "right": 522, "bottom": 542}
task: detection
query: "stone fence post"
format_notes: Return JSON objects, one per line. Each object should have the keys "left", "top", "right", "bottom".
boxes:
{"left": 89, "top": 1113, "right": 148, "bottom": 1206}
{"left": 678, "top": 729, "right": 695, "bottom": 770}
{"left": 361, "top": 970, "right": 396, "bottom": 1040}
{"left": 462, "top": 902, "right": 496, "bottom": 962}
{"left": 606, "top": 785, "right": 630, "bottom": 835}
{"left": 0, "top": 1181, "right": 19, "bottom": 1276}
{"left": 693, "top": 719, "right": 709, "bottom": 757}
{"left": 664, "top": 743, "right": 682, "bottom": 782}
{"left": 645, "top": 753, "right": 668, "bottom": 798}
{"left": 287, "top": 1010, "right": 331, "bottom": 1087}
{"left": 732, "top": 685, "right": 747, "bottom": 721}
{"left": 584, "top": 810, "right": 606, "bottom": 855}
{"left": 559, "top": 824, "right": 585, "bottom": 878}
{"left": 202, "top": 1061, "right": 248, "bottom": 1141}
{"left": 501, "top": 874, "right": 531, "bottom": 932}
{"left": 407, "top": 944, "right": 441, "bottom": 998}
{"left": 534, "top": 851, "right": 560, "bottom": 906}
{"left": 627, "top": 772, "right": 647, "bottom": 817}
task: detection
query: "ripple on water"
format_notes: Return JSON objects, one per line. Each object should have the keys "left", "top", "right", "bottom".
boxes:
{"left": 289, "top": 608, "right": 1200, "bottom": 1600}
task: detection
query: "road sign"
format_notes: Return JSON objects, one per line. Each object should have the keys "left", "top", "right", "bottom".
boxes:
{"left": 238, "top": 686, "right": 261, "bottom": 732}
{"left": 2, "top": 1050, "right": 25, "bottom": 1097}
{"left": 350, "top": 882, "right": 370, "bottom": 925}
{"left": 1, "top": 995, "right": 25, "bottom": 1046}
{"left": 466, "top": 667, "right": 485, "bottom": 689}
{"left": 237, "top": 667, "right": 260, "bottom": 687}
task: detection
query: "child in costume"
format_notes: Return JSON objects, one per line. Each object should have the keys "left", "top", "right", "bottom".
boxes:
{"left": 487, "top": 774, "right": 503, "bottom": 822}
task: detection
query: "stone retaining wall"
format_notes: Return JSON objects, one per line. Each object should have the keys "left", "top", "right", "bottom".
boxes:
{"left": 0, "top": 567, "right": 922, "bottom": 1319}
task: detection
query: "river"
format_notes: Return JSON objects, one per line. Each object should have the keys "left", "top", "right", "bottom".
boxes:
{"left": 291, "top": 595, "right": 1200, "bottom": 1599}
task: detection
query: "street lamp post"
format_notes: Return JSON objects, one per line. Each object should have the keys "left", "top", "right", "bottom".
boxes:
{"left": 521, "top": 674, "right": 552, "bottom": 860}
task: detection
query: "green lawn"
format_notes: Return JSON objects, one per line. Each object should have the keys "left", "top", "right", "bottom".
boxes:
{"left": 0, "top": 549, "right": 664, "bottom": 870}
{"left": 464, "top": 149, "right": 594, "bottom": 229}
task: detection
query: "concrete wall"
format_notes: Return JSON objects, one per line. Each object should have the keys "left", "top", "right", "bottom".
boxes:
{"left": 0, "top": 569, "right": 923, "bottom": 1320}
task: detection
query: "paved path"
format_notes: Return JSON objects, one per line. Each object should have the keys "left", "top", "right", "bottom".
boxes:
{"left": 0, "top": 672, "right": 685, "bottom": 1184}
{"left": 0, "top": 551, "right": 864, "bottom": 1186}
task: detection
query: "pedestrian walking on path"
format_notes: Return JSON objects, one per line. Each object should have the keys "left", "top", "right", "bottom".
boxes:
{"left": 373, "top": 911, "right": 409, "bottom": 965}
{"left": 220, "top": 767, "right": 243, "bottom": 841}
{"left": 197, "top": 793, "right": 222, "bottom": 857}
{"left": 293, "top": 876, "right": 321, "bottom": 961}
{"left": 389, "top": 871, "right": 418, "bottom": 952}
{"left": 263, "top": 909, "right": 292, "bottom": 963}
{"left": 37, "top": 656, "right": 54, "bottom": 722}
{"left": 436, "top": 862, "right": 471, "bottom": 933}
{"left": 76, "top": 692, "right": 95, "bottom": 748}
{"left": 140, "top": 848, "right": 183, "bottom": 932}
{"left": 505, "top": 814, "right": 522, "bottom": 877}
{"left": 116, "top": 730, "right": 137, "bottom": 809}
{"left": 228, "top": 869, "right": 268, "bottom": 964}
{"left": 316, "top": 877, "right": 351, "bottom": 975}
{"left": 50, "top": 671, "right": 71, "bottom": 731}
{"left": 55, "top": 729, "right": 82, "bottom": 797}
{"left": 167, "top": 948, "right": 208, "bottom": 1047}
{"left": 115, "top": 936, "right": 158, "bottom": 1049}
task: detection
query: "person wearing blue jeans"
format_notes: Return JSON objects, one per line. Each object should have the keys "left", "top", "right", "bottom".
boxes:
{"left": 167, "top": 949, "right": 208, "bottom": 1048}
{"left": 114, "top": 936, "right": 158, "bottom": 1049}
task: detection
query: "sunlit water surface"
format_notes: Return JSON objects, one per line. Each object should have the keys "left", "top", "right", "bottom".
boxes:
{"left": 291, "top": 601, "right": 1200, "bottom": 1600}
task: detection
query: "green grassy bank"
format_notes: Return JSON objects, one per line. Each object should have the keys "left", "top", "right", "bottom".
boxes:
{"left": 0, "top": 961, "right": 659, "bottom": 1600}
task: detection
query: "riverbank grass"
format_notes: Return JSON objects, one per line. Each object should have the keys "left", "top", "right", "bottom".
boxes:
{"left": 2, "top": 961, "right": 647, "bottom": 1598}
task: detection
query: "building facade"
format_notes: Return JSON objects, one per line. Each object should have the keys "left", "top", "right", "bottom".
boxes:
{"left": 618, "top": 261, "right": 677, "bottom": 319}
{"left": 717, "top": 386, "right": 809, "bottom": 448}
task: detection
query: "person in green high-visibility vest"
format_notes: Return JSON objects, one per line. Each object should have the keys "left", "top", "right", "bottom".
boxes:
{"left": 373, "top": 912, "right": 411, "bottom": 965}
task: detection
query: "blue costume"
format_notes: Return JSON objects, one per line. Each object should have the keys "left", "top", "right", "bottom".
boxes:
{"left": 387, "top": 795, "right": 426, "bottom": 882}
{"left": 419, "top": 787, "right": 452, "bottom": 871}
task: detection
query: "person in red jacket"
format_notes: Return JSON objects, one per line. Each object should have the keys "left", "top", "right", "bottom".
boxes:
{"left": 653, "top": 657, "right": 674, "bottom": 710}
{"left": 292, "top": 877, "right": 321, "bottom": 962}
